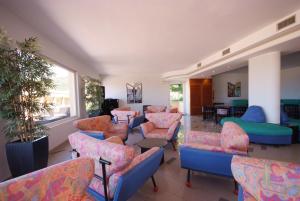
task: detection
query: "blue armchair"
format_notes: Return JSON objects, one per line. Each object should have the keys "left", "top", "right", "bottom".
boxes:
{"left": 180, "top": 122, "right": 249, "bottom": 187}
{"left": 69, "top": 132, "right": 163, "bottom": 201}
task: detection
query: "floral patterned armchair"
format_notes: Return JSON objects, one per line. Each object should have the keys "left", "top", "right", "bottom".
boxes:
{"left": 140, "top": 112, "right": 182, "bottom": 150}
{"left": 73, "top": 115, "right": 128, "bottom": 141}
{"left": 69, "top": 132, "right": 163, "bottom": 201}
{"left": 145, "top": 105, "right": 167, "bottom": 113}
{"left": 0, "top": 157, "right": 95, "bottom": 201}
{"left": 231, "top": 155, "right": 300, "bottom": 201}
{"left": 111, "top": 107, "right": 145, "bottom": 130}
{"left": 180, "top": 122, "right": 249, "bottom": 187}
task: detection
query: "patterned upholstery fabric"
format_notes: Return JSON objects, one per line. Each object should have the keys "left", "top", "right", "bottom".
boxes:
{"left": 90, "top": 147, "right": 160, "bottom": 198}
{"left": 74, "top": 115, "right": 111, "bottom": 131}
{"left": 141, "top": 120, "right": 181, "bottom": 140}
{"left": 183, "top": 122, "right": 248, "bottom": 154}
{"left": 0, "top": 157, "right": 94, "bottom": 201}
{"left": 73, "top": 115, "right": 128, "bottom": 140}
{"left": 166, "top": 107, "right": 178, "bottom": 113}
{"left": 231, "top": 155, "right": 300, "bottom": 201}
{"left": 111, "top": 108, "right": 140, "bottom": 123}
{"left": 186, "top": 131, "right": 221, "bottom": 146}
{"left": 221, "top": 122, "right": 249, "bottom": 152}
{"left": 105, "top": 136, "right": 124, "bottom": 145}
{"left": 140, "top": 122, "right": 155, "bottom": 134}
{"left": 146, "top": 105, "right": 167, "bottom": 113}
{"left": 181, "top": 143, "right": 247, "bottom": 155}
{"left": 145, "top": 112, "right": 182, "bottom": 128}
{"left": 69, "top": 132, "right": 135, "bottom": 177}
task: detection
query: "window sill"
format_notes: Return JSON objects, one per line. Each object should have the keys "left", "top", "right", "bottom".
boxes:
{"left": 46, "top": 116, "right": 79, "bottom": 129}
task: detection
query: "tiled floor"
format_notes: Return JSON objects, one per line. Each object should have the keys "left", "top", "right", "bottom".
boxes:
{"left": 49, "top": 115, "right": 300, "bottom": 201}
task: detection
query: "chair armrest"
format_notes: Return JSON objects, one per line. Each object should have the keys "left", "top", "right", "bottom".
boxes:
{"left": 140, "top": 122, "right": 155, "bottom": 135}
{"left": 186, "top": 131, "right": 221, "bottom": 146}
{"left": 80, "top": 130, "right": 105, "bottom": 140}
{"left": 180, "top": 143, "right": 247, "bottom": 155}
{"left": 231, "top": 156, "right": 300, "bottom": 200}
{"left": 0, "top": 157, "right": 94, "bottom": 200}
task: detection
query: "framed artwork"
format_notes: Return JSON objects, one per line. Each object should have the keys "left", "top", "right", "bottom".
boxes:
{"left": 126, "top": 82, "right": 142, "bottom": 103}
{"left": 228, "top": 82, "right": 241, "bottom": 97}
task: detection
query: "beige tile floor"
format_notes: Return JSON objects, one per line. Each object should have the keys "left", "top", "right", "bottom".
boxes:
{"left": 49, "top": 115, "right": 300, "bottom": 201}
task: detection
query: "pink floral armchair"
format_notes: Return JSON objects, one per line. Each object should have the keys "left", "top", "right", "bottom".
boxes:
{"left": 73, "top": 115, "right": 128, "bottom": 141}
{"left": 231, "top": 155, "right": 300, "bottom": 201}
{"left": 0, "top": 157, "right": 95, "bottom": 201}
{"left": 140, "top": 113, "right": 182, "bottom": 150}
{"left": 111, "top": 107, "right": 140, "bottom": 124}
{"left": 145, "top": 105, "right": 167, "bottom": 113}
{"left": 180, "top": 122, "right": 249, "bottom": 187}
{"left": 68, "top": 132, "right": 163, "bottom": 201}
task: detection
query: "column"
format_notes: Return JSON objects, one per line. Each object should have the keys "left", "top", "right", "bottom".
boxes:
{"left": 248, "top": 52, "right": 281, "bottom": 124}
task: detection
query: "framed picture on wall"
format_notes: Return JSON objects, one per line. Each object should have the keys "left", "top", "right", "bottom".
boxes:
{"left": 126, "top": 82, "right": 142, "bottom": 103}
{"left": 228, "top": 81, "right": 241, "bottom": 97}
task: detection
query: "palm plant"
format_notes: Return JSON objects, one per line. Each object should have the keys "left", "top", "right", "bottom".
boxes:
{"left": 0, "top": 28, "right": 54, "bottom": 142}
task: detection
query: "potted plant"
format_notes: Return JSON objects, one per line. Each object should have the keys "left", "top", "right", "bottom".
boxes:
{"left": 82, "top": 76, "right": 104, "bottom": 117}
{"left": 0, "top": 28, "right": 54, "bottom": 177}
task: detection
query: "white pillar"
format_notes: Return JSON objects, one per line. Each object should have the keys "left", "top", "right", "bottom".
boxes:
{"left": 248, "top": 52, "right": 281, "bottom": 124}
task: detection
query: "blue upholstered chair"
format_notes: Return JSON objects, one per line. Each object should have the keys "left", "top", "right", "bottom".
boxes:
{"left": 180, "top": 122, "right": 249, "bottom": 187}
{"left": 69, "top": 132, "right": 163, "bottom": 201}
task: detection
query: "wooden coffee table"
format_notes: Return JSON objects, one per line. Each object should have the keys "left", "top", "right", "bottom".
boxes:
{"left": 137, "top": 138, "right": 168, "bottom": 164}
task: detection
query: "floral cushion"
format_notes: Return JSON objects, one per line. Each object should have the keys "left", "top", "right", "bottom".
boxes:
{"left": 73, "top": 115, "right": 111, "bottom": 132}
{"left": 89, "top": 147, "right": 160, "bottom": 199}
{"left": 141, "top": 122, "right": 155, "bottom": 134}
{"left": 221, "top": 122, "right": 249, "bottom": 152}
{"left": 68, "top": 132, "right": 135, "bottom": 177}
{"left": 144, "top": 128, "right": 171, "bottom": 140}
{"left": 186, "top": 131, "right": 221, "bottom": 146}
{"left": 166, "top": 107, "right": 178, "bottom": 113}
{"left": 145, "top": 113, "right": 182, "bottom": 128}
{"left": 231, "top": 156, "right": 300, "bottom": 201}
{"left": 146, "top": 105, "right": 166, "bottom": 113}
{"left": 0, "top": 157, "right": 94, "bottom": 201}
{"left": 181, "top": 143, "right": 247, "bottom": 155}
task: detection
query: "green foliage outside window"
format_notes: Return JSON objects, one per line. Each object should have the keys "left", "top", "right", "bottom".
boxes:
{"left": 82, "top": 76, "right": 104, "bottom": 113}
{"left": 170, "top": 84, "right": 183, "bottom": 101}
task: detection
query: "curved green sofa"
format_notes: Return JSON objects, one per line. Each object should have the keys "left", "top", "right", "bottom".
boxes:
{"left": 220, "top": 117, "right": 292, "bottom": 145}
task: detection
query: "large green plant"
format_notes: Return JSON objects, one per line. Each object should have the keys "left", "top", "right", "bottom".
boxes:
{"left": 82, "top": 76, "right": 104, "bottom": 113}
{"left": 0, "top": 28, "right": 54, "bottom": 142}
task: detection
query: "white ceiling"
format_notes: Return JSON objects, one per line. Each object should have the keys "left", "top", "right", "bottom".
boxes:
{"left": 2, "top": 0, "right": 300, "bottom": 75}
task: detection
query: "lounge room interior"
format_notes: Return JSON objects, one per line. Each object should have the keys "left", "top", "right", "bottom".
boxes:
{"left": 0, "top": 1, "right": 300, "bottom": 201}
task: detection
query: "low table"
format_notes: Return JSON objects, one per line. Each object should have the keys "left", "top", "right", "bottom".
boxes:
{"left": 137, "top": 138, "right": 168, "bottom": 164}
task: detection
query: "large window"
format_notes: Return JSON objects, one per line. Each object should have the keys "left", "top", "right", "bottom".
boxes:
{"left": 35, "top": 64, "right": 77, "bottom": 124}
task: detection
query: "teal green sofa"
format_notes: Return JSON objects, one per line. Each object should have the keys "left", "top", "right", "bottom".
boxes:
{"left": 221, "top": 106, "right": 292, "bottom": 145}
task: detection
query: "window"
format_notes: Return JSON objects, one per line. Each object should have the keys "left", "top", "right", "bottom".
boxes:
{"left": 35, "top": 64, "right": 77, "bottom": 124}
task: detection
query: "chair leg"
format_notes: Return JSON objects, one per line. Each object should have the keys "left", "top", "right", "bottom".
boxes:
{"left": 171, "top": 140, "right": 177, "bottom": 151}
{"left": 151, "top": 176, "right": 158, "bottom": 192}
{"left": 185, "top": 169, "right": 191, "bottom": 188}
{"left": 233, "top": 179, "right": 238, "bottom": 195}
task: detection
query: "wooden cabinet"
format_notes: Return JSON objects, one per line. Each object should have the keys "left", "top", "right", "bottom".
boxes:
{"left": 190, "top": 79, "right": 213, "bottom": 115}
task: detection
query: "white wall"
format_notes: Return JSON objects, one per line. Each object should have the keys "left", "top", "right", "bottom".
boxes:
{"left": 0, "top": 6, "right": 98, "bottom": 181}
{"left": 212, "top": 58, "right": 300, "bottom": 104}
{"left": 102, "top": 75, "right": 170, "bottom": 113}
{"left": 212, "top": 67, "right": 248, "bottom": 104}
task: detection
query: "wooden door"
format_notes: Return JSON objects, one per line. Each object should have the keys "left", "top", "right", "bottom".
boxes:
{"left": 190, "top": 79, "right": 213, "bottom": 115}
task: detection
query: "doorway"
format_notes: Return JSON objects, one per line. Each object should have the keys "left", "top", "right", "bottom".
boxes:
{"left": 170, "top": 84, "right": 184, "bottom": 112}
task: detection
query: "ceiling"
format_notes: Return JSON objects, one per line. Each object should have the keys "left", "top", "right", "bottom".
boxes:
{"left": 2, "top": 0, "right": 300, "bottom": 75}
